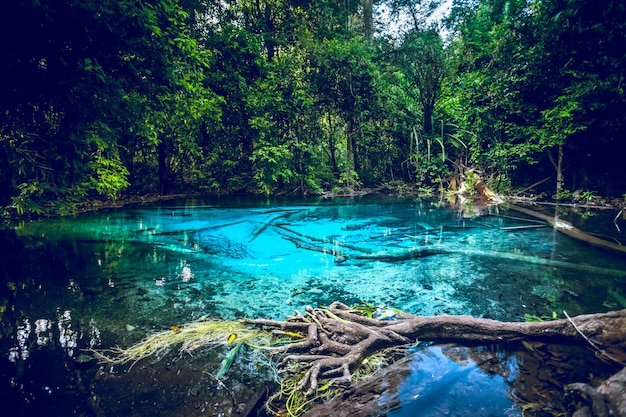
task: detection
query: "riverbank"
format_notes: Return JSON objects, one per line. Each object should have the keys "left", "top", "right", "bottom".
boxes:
{"left": 3, "top": 180, "right": 625, "bottom": 223}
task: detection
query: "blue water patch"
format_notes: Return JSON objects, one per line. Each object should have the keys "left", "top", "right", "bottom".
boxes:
{"left": 1, "top": 195, "right": 625, "bottom": 416}
{"left": 386, "top": 346, "right": 520, "bottom": 417}
{"left": 5, "top": 196, "right": 625, "bottom": 327}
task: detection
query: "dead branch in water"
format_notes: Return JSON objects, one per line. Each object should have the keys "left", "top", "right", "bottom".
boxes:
{"left": 509, "top": 205, "right": 626, "bottom": 255}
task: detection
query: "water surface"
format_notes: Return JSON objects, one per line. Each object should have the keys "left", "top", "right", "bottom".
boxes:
{"left": 1, "top": 196, "right": 624, "bottom": 415}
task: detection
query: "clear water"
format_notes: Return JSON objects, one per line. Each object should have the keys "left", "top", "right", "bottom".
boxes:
{"left": 1, "top": 195, "right": 625, "bottom": 415}
{"left": 386, "top": 346, "right": 519, "bottom": 417}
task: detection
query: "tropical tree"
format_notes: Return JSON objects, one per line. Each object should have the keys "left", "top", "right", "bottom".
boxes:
{"left": 446, "top": 0, "right": 626, "bottom": 195}
{"left": 0, "top": 0, "right": 216, "bottom": 214}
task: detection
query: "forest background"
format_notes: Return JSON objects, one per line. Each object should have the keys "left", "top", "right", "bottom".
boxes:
{"left": 1, "top": 0, "right": 624, "bottom": 217}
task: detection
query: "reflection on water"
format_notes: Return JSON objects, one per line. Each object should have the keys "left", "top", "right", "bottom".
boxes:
{"left": 1, "top": 196, "right": 625, "bottom": 415}
{"left": 386, "top": 346, "right": 519, "bottom": 417}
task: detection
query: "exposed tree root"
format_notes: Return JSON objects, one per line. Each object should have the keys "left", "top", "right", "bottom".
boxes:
{"left": 566, "top": 366, "right": 626, "bottom": 417}
{"left": 245, "top": 303, "right": 626, "bottom": 400}
{"left": 94, "top": 303, "right": 626, "bottom": 416}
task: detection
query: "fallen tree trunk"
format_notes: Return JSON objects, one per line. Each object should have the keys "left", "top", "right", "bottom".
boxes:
{"left": 509, "top": 204, "right": 626, "bottom": 255}
{"left": 98, "top": 302, "right": 626, "bottom": 416}
{"left": 245, "top": 303, "right": 626, "bottom": 399}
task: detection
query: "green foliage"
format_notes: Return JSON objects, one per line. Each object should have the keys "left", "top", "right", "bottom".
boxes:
{"left": 87, "top": 154, "right": 130, "bottom": 200}
{"left": 339, "top": 169, "right": 363, "bottom": 191}
{"left": 462, "top": 171, "right": 479, "bottom": 196}
{"left": 417, "top": 186, "right": 434, "bottom": 198}
{"left": 554, "top": 189, "right": 571, "bottom": 201}
{"left": 2, "top": 0, "right": 625, "bottom": 216}
{"left": 1, "top": 0, "right": 216, "bottom": 215}
{"left": 446, "top": 0, "right": 626, "bottom": 194}
{"left": 575, "top": 190, "right": 597, "bottom": 203}
{"left": 10, "top": 183, "right": 47, "bottom": 217}
{"left": 9, "top": 181, "right": 87, "bottom": 217}
{"left": 523, "top": 311, "right": 559, "bottom": 322}
{"left": 251, "top": 141, "right": 294, "bottom": 195}
{"left": 414, "top": 155, "right": 448, "bottom": 186}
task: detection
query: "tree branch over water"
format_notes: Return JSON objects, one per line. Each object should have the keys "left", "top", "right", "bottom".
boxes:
{"left": 245, "top": 303, "right": 626, "bottom": 395}
{"left": 96, "top": 303, "right": 626, "bottom": 416}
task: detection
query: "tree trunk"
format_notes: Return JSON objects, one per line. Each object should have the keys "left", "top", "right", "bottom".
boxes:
{"left": 351, "top": 129, "right": 360, "bottom": 174}
{"left": 0, "top": 143, "right": 14, "bottom": 205}
{"left": 246, "top": 303, "right": 626, "bottom": 398}
{"left": 548, "top": 144, "right": 564, "bottom": 198}
{"left": 509, "top": 204, "right": 626, "bottom": 255}
{"left": 556, "top": 143, "right": 564, "bottom": 196}
{"left": 263, "top": 2, "right": 276, "bottom": 60}
{"left": 362, "top": 0, "right": 373, "bottom": 43}
{"left": 346, "top": 120, "right": 357, "bottom": 184}
{"left": 327, "top": 112, "right": 340, "bottom": 179}
{"left": 157, "top": 139, "right": 168, "bottom": 195}
{"left": 423, "top": 102, "right": 434, "bottom": 135}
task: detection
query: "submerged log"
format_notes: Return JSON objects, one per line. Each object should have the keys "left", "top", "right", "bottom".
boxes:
{"left": 352, "top": 245, "right": 626, "bottom": 276}
{"left": 249, "top": 211, "right": 295, "bottom": 242}
{"left": 277, "top": 225, "right": 626, "bottom": 277}
{"left": 509, "top": 204, "right": 626, "bottom": 255}
{"left": 272, "top": 212, "right": 626, "bottom": 276}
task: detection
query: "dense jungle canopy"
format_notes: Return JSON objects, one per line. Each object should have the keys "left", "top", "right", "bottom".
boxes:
{"left": 1, "top": 0, "right": 625, "bottom": 216}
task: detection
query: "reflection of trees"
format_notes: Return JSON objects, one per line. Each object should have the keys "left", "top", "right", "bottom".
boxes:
{"left": 303, "top": 343, "right": 621, "bottom": 417}
{"left": 446, "top": 343, "right": 620, "bottom": 416}
{"left": 248, "top": 303, "right": 626, "bottom": 417}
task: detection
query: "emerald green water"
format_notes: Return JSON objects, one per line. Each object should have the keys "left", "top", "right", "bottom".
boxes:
{"left": 1, "top": 196, "right": 624, "bottom": 416}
